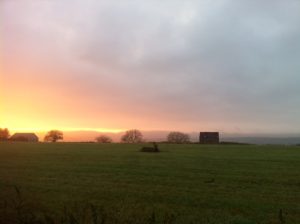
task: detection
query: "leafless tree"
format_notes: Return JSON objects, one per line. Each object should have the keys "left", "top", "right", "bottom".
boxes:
{"left": 121, "top": 129, "right": 143, "bottom": 143}
{"left": 96, "top": 135, "right": 113, "bottom": 143}
{"left": 167, "top": 131, "right": 190, "bottom": 144}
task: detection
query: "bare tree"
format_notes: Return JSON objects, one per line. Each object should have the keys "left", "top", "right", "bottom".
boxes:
{"left": 96, "top": 135, "right": 113, "bottom": 143}
{"left": 167, "top": 131, "right": 190, "bottom": 144}
{"left": 44, "top": 130, "right": 63, "bottom": 142}
{"left": 0, "top": 128, "right": 10, "bottom": 141}
{"left": 121, "top": 129, "right": 143, "bottom": 143}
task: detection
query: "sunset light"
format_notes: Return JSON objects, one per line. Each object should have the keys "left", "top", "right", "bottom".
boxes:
{"left": 1, "top": 1, "right": 300, "bottom": 223}
{"left": 1, "top": 0, "right": 300, "bottom": 139}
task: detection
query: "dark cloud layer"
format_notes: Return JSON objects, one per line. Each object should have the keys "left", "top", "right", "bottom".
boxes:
{"left": 1, "top": 0, "right": 300, "bottom": 133}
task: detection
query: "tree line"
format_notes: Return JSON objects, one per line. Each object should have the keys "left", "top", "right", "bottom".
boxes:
{"left": 0, "top": 128, "right": 191, "bottom": 144}
{"left": 91, "top": 129, "right": 190, "bottom": 144}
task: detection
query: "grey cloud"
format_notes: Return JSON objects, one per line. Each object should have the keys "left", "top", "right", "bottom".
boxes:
{"left": 2, "top": 0, "right": 300, "bottom": 133}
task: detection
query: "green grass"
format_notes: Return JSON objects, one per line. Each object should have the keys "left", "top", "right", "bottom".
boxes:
{"left": 0, "top": 142, "right": 300, "bottom": 223}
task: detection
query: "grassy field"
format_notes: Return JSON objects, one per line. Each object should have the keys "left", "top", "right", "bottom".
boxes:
{"left": 0, "top": 142, "right": 300, "bottom": 223}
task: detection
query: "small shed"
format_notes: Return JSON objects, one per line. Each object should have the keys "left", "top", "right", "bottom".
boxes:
{"left": 10, "top": 133, "right": 39, "bottom": 142}
{"left": 199, "top": 132, "right": 219, "bottom": 144}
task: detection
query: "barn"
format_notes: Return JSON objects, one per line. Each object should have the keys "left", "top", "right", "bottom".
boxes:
{"left": 10, "top": 133, "right": 39, "bottom": 142}
{"left": 199, "top": 132, "right": 219, "bottom": 144}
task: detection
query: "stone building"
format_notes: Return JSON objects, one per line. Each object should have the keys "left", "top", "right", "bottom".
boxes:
{"left": 199, "top": 132, "right": 219, "bottom": 144}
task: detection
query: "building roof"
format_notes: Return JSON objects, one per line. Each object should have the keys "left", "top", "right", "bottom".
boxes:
{"left": 10, "top": 133, "right": 39, "bottom": 140}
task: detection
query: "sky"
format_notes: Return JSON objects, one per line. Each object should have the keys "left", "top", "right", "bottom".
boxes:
{"left": 1, "top": 0, "right": 300, "bottom": 135}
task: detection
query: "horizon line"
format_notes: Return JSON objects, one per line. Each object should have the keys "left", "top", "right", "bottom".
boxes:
{"left": 4, "top": 127, "right": 300, "bottom": 137}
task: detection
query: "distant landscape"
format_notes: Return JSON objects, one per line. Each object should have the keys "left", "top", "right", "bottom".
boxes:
{"left": 31, "top": 130, "right": 300, "bottom": 145}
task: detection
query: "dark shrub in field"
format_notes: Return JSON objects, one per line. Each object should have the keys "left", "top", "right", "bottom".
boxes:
{"left": 140, "top": 142, "right": 160, "bottom": 153}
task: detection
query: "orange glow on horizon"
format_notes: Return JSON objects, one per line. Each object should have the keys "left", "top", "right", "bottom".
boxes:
{"left": 8, "top": 127, "right": 124, "bottom": 134}
{"left": 0, "top": 68, "right": 126, "bottom": 135}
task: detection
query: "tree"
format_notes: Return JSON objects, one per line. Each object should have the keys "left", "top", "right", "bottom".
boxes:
{"left": 0, "top": 128, "right": 10, "bottom": 141}
{"left": 121, "top": 129, "right": 143, "bottom": 143}
{"left": 167, "top": 131, "right": 190, "bottom": 144}
{"left": 44, "top": 130, "right": 63, "bottom": 142}
{"left": 96, "top": 135, "right": 113, "bottom": 143}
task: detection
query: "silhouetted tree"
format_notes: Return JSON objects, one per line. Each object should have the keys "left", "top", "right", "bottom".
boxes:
{"left": 121, "top": 129, "right": 143, "bottom": 143}
{"left": 0, "top": 128, "right": 10, "bottom": 141}
{"left": 44, "top": 130, "right": 63, "bottom": 142}
{"left": 167, "top": 131, "right": 190, "bottom": 144}
{"left": 96, "top": 135, "right": 113, "bottom": 143}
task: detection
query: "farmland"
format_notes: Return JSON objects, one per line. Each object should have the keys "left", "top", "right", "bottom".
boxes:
{"left": 0, "top": 142, "right": 300, "bottom": 223}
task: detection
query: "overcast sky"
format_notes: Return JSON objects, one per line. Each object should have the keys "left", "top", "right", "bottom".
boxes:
{"left": 1, "top": 0, "right": 300, "bottom": 134}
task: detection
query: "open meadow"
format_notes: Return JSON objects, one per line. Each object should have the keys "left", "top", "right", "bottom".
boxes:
{"left": 0, "top": 142, "right": 300, "bottom": 224}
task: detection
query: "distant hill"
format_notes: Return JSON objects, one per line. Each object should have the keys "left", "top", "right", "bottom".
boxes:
{"left": 222, "top": 137, "right": 300, "bottom": 145}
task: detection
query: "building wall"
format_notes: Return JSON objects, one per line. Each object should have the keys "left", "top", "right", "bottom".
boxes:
{"left": 10, "top": 134, "right": 39, "bottom": 142}
{"left": 199, "top": 132, "right": 219, "bottom": 144}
